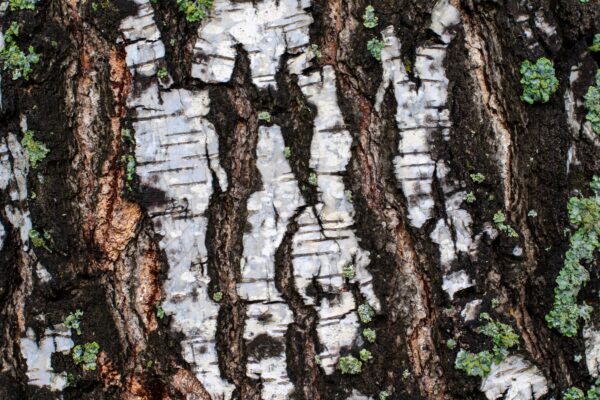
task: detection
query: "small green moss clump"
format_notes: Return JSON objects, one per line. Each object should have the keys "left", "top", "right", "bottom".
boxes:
{"left": 29, "top": 229, "right": 51, "bottom": 251}
{"left": 493, "top": 211, "right": 519, "bottom": 238}
{"left": 72, "top": 342, "right": 100, "bottom": 371}
{"left": 359, "top": 349, "right": 373, "bottom": 362}
{"left": 563, "top": 387, "right": 585, "bottom": 400}
{"left": 362, "top": 5, "right": 378, "bottom": 29}
{"left": 64, "top": 310, "right": 84, "bottom": 335}
{"left": 465, "top": 192, "right": 476, "bottom": 204}
{"left": 212, "top": 291, "right": 223, "bottom": 302}
{"left": 258, "top": 111, "right": 271, "bottom": 123}
{"left": 176, "top": 0, "right": 214, "bottom": 22}
{"left": 357, "top": 303, "right": 375, "bottom": 324}
{"left": 455, "top": 349, "right": 493, "bottom": 377}
{"left": 122, "top": 154, "right": 136, "bottom": 191}
{"left": 519, "top": 57, "right": 559, "bottom": 104}
{"left": 546, "top": 177, "right": 600, "bottom": 337}
{"left": 584, "top": 70, "right": 600, "bottom": 135}
{"left": 155, "top": 303, "right": 165, "bottom": 319}
{"left": 379, "top": 391, "right": 391, "bottom": 400}
{"left": 339, "top": 355, "right": 362, "bottom": 374}
{"left": 0, "top": 22, "right": 40, "bottom": 81}
{"left": 283, "top": 147, "right": 291, "bottom": 159}
{"left": 342, "top": 265, "right": 355, "bottom": 279}
{"left": 310, "top": 44, "right": 322, "bottom": 59}
{"left": 590, "top": 34, "right": 600, "bottom": 53}
{"left": 9, "top": 0, "right": 37, "bottom": 10}
{"left": 22, "top": 130, "right": 49, "bottom": 168}
{"left": 367, "top": 38, "right": 384, "bottom": 61}
{"left": 454, "top": 313, "right": 519, "bottom": 377}
{"left": 157, "top": 67, "right": 168, "bottom": 79}
{"left": 470, "top": 172, "right": 485, "bottom": 183}
{"left": 363, "top": 328, "right": 376, "bottom": 343}
{"left": 308, "top": 172, "right": 318, "bottom": 186}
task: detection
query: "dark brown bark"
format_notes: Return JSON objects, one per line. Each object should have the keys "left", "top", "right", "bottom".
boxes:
{"left": 0, "top": 0, "right": 599, "bottom": 399}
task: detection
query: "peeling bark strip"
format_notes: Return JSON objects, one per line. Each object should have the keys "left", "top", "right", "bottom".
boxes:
{"left": 0, "top": 131, "right": 33, "bottom": 380}
{"left": 292, "top": 66, "right": 381, "bottom": 374}
{"left": 2, "top": 0, "right": 600, "bottom": 399}
{"left": 120, "top": 1, "right": 231, "bottom": 397}
{"left": 191, "top": 0, "right": 312, "bottom": 88}
{"left": 378, "top": 2, "right": 475, "bottom": 301}
{"left": 239, "top": 125, "right": 301, "bottom": 399}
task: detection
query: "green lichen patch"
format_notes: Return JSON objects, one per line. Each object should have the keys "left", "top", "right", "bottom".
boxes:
{"left": 363, "top": 328, "right": 376, "bottom": 343}
{"left": 584, "top": 70, "right": 600, "bottom": 135}
{"left": 357, "top": 303, "right": 375, "bottom": 324}
{"left": 519, "top": 57, "right": 559, "bottom": 104}
{"left": 339, "top": 355, "right": 362, "bottom": 374}
{"left": 590, "top": 34, "right": 600, "bottom": 53}
{"left": 362, "top": 5, "right": 378, "bottom": 29}
{"left": 0, "top": 22, "right": 40, "bottom": 81}
{"left": 454, "top": 313, "right": 519, "bottom": 377}
{"left": 22, "top": 130, "right": 49, "bottom": 168}
{"left": 493, "top": 211, "right": 519, "bottom": 238}
{"left": 9, "top": 0, "right": 37, "bottom": 11}
{"left": 546, "top": 176, "right": 600, "bottom": 337}
{"left": 64, "top": 310, "right": 84, "bottom": 335}
{"left": 72, "top": 342, "right": 100, "bottom": 371}
{"left": 176, "top": 0, "right": 213, "bottom": 22}
{"left": 367, "top": 38, "right": 384, "bottom": 61}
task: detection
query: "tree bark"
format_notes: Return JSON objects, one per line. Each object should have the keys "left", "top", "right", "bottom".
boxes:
{"left": 0, "top": 0, "right": 599, "bottom": 399}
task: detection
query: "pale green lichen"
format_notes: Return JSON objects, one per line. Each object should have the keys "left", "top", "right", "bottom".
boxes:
{"left": 454, "top": 313, "right": 519, "bottom": 377}
{"left": 359, "top": 349, "right": 373, "bottom": 362}
{"left": 72, "top": 342, "right": 100, "bottom": 371}
{"left": 362, "top": 5, "right": 378, "bottom": 28}
{"left": 357, "top": 303, "right": 375, "bottom": 324}
{"left": 0, "top": 22, "right": 40, "bottom": 80}
{"left": 9, "top": 0, "right": 38, "bottom": 11}
{"left": 546, "top": 177, "right": 600, "bottom": 337}
{"left": 22, "top": 130, "right": 49, "bottom": 168}
{"left": 338, "top": 355, "right": 362, "bottom": 374}
{"left": 367, "top": 38, "right": 384, "bottom": 61}
{"left": 64, "top": 310, "right": 84, "bottom": 335}
{"left": 258, "top": 111, "right": 271, "bottom": 123}
{"left": 363, "top": 328, "right": 376, "bottom": 343}
{"left": 584, "top": 70, "right": 600, "bottom": 135}
{"left": 493, "top": 211, "right": 519, "bottom": 238}
{"left": 519, "top": 57, "right": 559, "bottom": 104}
{"left": 176, "top": 0, "right": 213, "bottom": 22}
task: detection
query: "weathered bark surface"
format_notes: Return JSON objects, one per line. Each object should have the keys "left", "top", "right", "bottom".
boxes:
{"left": 0, "top": 0, "right": 599, "bottom": 399}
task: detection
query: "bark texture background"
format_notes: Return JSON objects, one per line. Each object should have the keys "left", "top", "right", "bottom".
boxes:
{"left": 0, "top": 0, "right": 599, "bottom": 399}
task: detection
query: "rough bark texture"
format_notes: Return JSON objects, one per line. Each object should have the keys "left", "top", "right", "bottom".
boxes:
{"left": 0, "top": 0, "right": 599, "bottom": 399}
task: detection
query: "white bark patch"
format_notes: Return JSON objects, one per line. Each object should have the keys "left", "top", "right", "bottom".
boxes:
{"left": 2, "top": 133, "right": 32, "bottom": 246}
{"left": 480, "top": 355, "right": 548, "bottom": 400}
{"left": 346, "top": 389, "right": 371, "bottom": 400}
{"left": 20, "top": 326, "right": 73, "bottom": 391}
{"left": 191, "top": 0, "right": 312, "bottom": 89}
{"left": 378, "top": 1, "right": 474, "bottom": 294}
{"left": 35, "top": 263, "right": 52, "bottom": 283}
{"left": 118, "top": 0, "right": 165, "bottom": 78}
{"left": 239, "top": 125, "right": 303, "bottom": 399}
{"left": 564, "top": 65, "right": 600, "bottom": 172}
{"left": 442, "top": 270, "right": 474, "bottom": 300}
{"left": 584, "top": 326, "right": 600, "bottom": 377}
{"left": 461, "top": 299, "right": 482, "bottom": 322}
{"left": 378, "top": 0, "right": 466, "bottom": 235}
{"left": 120, "top": 2, "right": 233, "bottom": 397}
{"left": 290, "top": 66, "right": 380, "bottom": 374}
{"left": 533, "top": 11, "right": 557, "bottom": 39}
